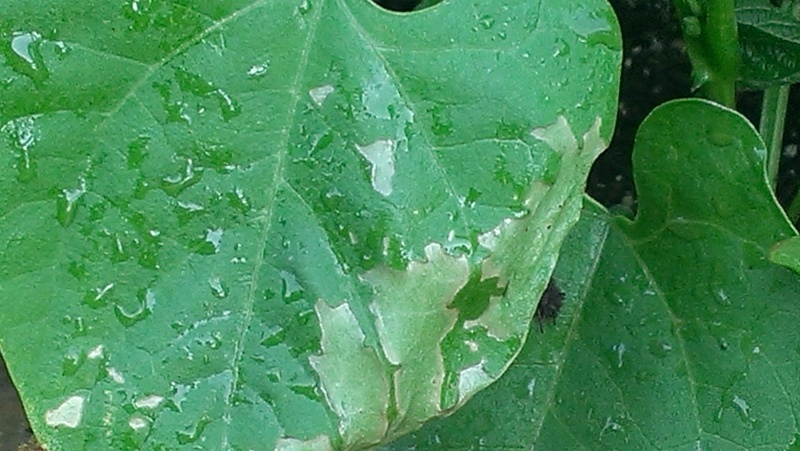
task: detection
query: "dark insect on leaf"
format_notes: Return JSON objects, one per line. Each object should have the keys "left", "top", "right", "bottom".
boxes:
{"left": 534, "top": 278, "right": 564, "bottom": 332}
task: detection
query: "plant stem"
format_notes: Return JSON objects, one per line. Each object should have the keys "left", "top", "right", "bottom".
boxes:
{"left": 759, "top": 85, "right": 790, "bottom": 188}
{"left": 787, "top": 188, "right": 800, "bottom": 223}
{"left": 672, "top": 0, "right": 740, "bottom": 107}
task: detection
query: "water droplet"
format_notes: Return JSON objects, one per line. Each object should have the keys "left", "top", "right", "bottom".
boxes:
{"left": 73, "top": 316, "right": 86, "bottom": 336}
{"left": 62, "top": 348, "right": 84, "bottom": 376}
{"left": 356, "top": 139, "right": 395, "bottom": 197}
{"left": 175, "top": 415, "right": 211, "bottom": 444}
{"left": 6, "top": 31, "right": 50, "bottom": 85}
{"left": 114, "top": 288, "right": 155, "bottom": 327}
{"left": 707, "top": 130, "right": 736, "bottom": 147}
{"left": 711, "top": 195, "right": 734, "bottom": 218}
{"left": 226, "top": 188, "right": 250, "bottom": 213}
{"left": 553, "top": 38, "right": 571, "bottom": 57}
{"left": 260, "top": 326, "right": 284, "bottom": 347}
{"left": 715, "top": 288, "right": 730, "bottom": 306}
{"left": 600, "top": 416, "right": 624, "bottom": 436}
{"left": 161, "top": 159, "right": 203, "bottom": 197}
{"left": 247, "top": 62, "right": 269, "bottom": 78}
{"left": 83, "top": 283, "right": 114, "bottom": 309}
{"left": 308, "top": 84, "right": 334, "bottom": 107}
{"left": 478, "top": 14, "right": 495, "bottom": 29}
{"left": 127, "top": 136, "right": 150, "bottom": 169}
{"left": 197, "top": 332, "right": 222, "bottom": 352}
{"left": 214, "top": 89, "right": 241, "bottom": 121}
{"left": 208, "top": 276, "right": 227, "bottom": 298}
{"left": 648, "top": 340, "right": 673, "bottom": 359}
{"left": 175, "top": 200, "right": 205, "bottom": 225}
{"left": 1, "top": 116, "right": 39, "bottom": 182}
{"left": 295, "top": 0, "right": 312, "bottom": 16}
{"left": 612, "top": 343, "right": 626, "bottom": 368}
{"left": 280, "top": 271, "right": 303, "bottom": 303}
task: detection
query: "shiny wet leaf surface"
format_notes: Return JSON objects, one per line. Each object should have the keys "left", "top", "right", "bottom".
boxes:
{"left": 0, "top": 0, "right": 619, "bottom": 449}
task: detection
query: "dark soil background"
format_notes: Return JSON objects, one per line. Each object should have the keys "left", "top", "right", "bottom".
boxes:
{"left": 1, "top": 0, "right": 798, "bottom": 449}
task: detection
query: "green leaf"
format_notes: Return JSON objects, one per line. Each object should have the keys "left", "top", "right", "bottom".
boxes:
{"left": 736, "top": 0, "right": 800, "bottom": 87}
{"left": 386, "top": 99, "right": 800, "bottom": 449}
{"left": 770, "top": 236, "right": 800, "bottom": 274}
{"left": 0, "top": 0, "right": 620, "bottom": 449}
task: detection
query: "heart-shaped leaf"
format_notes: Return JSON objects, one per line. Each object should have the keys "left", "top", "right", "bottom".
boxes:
{"left": 0, "top": 0, "right": 619, "bottom": 448}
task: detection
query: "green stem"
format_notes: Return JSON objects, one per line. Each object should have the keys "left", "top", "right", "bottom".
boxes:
{"left": 787, "top": 189, "right": 800, "bottom": 224}
{"left": 703, "top": 0, "right": 739, "bottom": 107}
{"left": 759, "top": 85, "right": 790, "bottom": 188}
{"left": 672, "top": 0, "right": 740, "bottom": 107}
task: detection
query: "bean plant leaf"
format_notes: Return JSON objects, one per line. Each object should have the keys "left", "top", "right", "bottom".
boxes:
{"left": 0, "top": 0, "right": 620, "bottom": 449}
{"left": 736, "top": 0, "right": 800, "bottom": 87}
{"left": 770, "top": 236, "right": 800, "bottom": 275}
{"left": 387, "top": 99, "right": 800, "bottom": 449}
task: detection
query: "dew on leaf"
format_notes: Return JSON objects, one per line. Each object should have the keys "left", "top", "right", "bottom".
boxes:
{"left": 111, "top": 234, "right": 130, "bottom": 263}
{"left": 295, "top": 0, "right": 312, "bottom": 16}
{"left": 612, "top": 342, "right": 626, "bottom": 368}
{"left": 87, "top": 345, "right": 104, "bottom": 360}
{"left": 61, "top": 348, "right": 84, "bottom": 376}
{"left": 2, "top": 116, "right": 39, "bottom": 181}
{"left": 107, "top": 367, "right": 126, "bottom": 384}
{"left": 167, "top": 382, "right": 191, "bottom": 412}
{"left": 526, "top": 377, "right": 536, "bottom": 397}
{"left": 600, "top": 416, "right": 624, "bottom": 436}
{"left": 7, "top": 31, "right": 50, "bottom": 85}
{"left": 133, "top": 394, "right": 164, "bottom": 410}
{"left": 356, "top": 139, "right": 395, "bottom": 197}
{"left": 707, "top": 130, "right": 737, "bottom": 147}
{"left": 128, "top": 416, "right": 148, "bottom": 431}
{"left": 176, "top": 415, "right": 211, "bottom": 444}
{"left": 161, "top": 158, "right": 203, "bottom": 196}
{"left": 477, "top": 14, "right": 495, "bottom": 30}
{"left": 83, "top": 283, "right": 114, "bottom": 309}
{"left": 208, "top": 275, "right": 227, "bottom": 298}
{"left": 260, "top": 327, "right": 284, "bottom": 348}
{"left": 553, "top": 38, "right": 571, "bottom": 57}
{"left": 648, "top": 340, "right": 673, "bottom": 359}
{"left": 72, "top": 316, "right": 86, "bottom": 336}
{"left": 114, "top": 288, "right": 156, "bottom": 327}
{"left": 226, "top": 187, "right": 250, "bottom": 213}
{"left": 56, "top": 179, "right": 87, "bottom": 227}
{"left": 44, "top": 395, "right": 85, "bottom": 428}
{"left": 465, "top": 187, "right": 482, "bottom": 207}
{"left": 309, "top": 84, "right": 334, "bottom": 106}
{"left": 280, "top": 270, "right": 304, "bottom": 303}
{"left": 175, "top": 200, "right": 205, "bottom": 224}
{"left": 127, "top": 136, "right": 150, "bottom": 169}
{"left": 214, "top": 89, "right": 241, "bottom": 121}
{"left": 247, "top": 62, "right": 269, "bottom": 78}
{"left": 198, "top": 331, "right": 223, "bottom": 349}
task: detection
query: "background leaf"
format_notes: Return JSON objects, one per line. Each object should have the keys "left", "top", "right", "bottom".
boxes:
{"left": 387, "top": 99, "right": 800, "bottom": 449}
{"left": 0, "top": 0, "right": 620, "bottom": 449}
{"left": 736, "top": 0, "right": 800, "bottom": 87}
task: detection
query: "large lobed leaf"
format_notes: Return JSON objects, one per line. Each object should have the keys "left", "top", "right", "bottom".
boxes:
{"left": 0, "top": 0, "right": 619, "bottom": 449}
{"left": 736, "top": 0, "right": 800, "bottom": 87}
{"left": 388, "top": 100, "right": 800, "bottom": 449}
